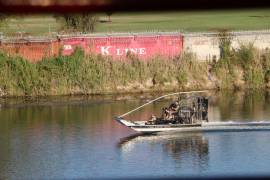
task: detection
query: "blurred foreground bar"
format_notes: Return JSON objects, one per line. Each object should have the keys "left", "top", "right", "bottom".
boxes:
{"left": 0, "top": 0, "right": 270, "bottom": 13}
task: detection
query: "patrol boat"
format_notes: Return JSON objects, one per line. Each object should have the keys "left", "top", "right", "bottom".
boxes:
{"left": 115, "top": 91, "right": 270, "bottom": 133}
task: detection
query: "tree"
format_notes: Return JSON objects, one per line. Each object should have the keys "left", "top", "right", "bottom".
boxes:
{"left": 55, "top": 13, "right": 98, "bottom": 33}
{"left": 106, "top": 11, "right": 113, "bottom": 22}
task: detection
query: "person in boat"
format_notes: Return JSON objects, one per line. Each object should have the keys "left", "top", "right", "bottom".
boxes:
{"left": 146, "top": 114, "right": 157, "bottom": 125}
{"left": 161, "top": 107, "right": 171, "bottom": 121}
{"left": 151, "top": 114, "right": 157, "bottom": 121}
{"left": 167, "top": 101, "right": 180, "bottom": 121}
{"left": 167, "top": 107, "right": 177, "bottom": 121}
{"left": 170, "top": 101, "right": 180, "bottom": 113}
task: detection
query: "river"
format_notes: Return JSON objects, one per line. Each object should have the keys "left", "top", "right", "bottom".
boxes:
{"left": 0, "top": 90, "right": 270, "bottom": 179}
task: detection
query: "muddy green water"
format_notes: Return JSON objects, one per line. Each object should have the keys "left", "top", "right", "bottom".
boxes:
{"left": 0, "top": 90, "right": 270, "bottom": 179}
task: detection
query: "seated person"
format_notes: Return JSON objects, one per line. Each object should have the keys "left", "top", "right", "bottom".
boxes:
{"left": 150, "top": 114, "right": 157, "bottom": 121}
{"left": 170, "top": 101, "right": 180, "bottom": 113}
{"left": 161, "top": 107, "right": 171, "bottom": 121}
{"left": 165, "top": 107, "right": 175, "bottom": 121}
{"left": 146, "top": 114, "right": 157, "bottom": 125}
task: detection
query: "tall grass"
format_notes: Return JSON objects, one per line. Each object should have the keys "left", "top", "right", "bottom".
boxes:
{"left": 0, "top": 44, "right": 269, "bottom": 97}
{"left": 0, "top": 48, "right": 210, "bottom": 96}
{"left": 211, "top": 31, "right": 270, "bottom": 90}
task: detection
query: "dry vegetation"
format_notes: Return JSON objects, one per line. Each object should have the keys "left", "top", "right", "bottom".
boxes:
{"left": 0, "top": 40, "right": 269, "bottom": 97}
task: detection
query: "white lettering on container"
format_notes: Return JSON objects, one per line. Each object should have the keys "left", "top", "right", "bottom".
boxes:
{"left": 101, "top": 46, "right": 111, "bottom": 55}
{"left": 100, "top": 46, "right": 146, "bottom": 56}
{"left": 139, "top": 48, "right": 146, "bottom": 54}
{"left": 64, "top": 45, "right": 72, "bottom": 50}
{"left": 116, "top": 49, "right": 123, "bottom": 55}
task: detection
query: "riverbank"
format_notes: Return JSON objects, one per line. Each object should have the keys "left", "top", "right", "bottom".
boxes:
{"left": 0, "top": 44, "right": 269, "bottom": 97}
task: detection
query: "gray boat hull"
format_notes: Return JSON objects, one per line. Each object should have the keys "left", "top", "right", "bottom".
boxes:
{"left": 115, "top": 118, "right": 270, "bottom": 133}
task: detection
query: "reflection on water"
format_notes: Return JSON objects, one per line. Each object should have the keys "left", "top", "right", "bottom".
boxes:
{"left": 209, "top": 90, "right": 270, "bottom": 121}
{"left": 162, "top": 134, "right": 209, "bottom": 170}
{"left": 118, "top": 133, "right": 209, "bottom": 171}
{"left": 0, "top": 90, "right": 270, "bottom": 178}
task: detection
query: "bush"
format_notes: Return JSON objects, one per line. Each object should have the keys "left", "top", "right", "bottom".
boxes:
{"left": 55, "top": 13, "right": 99, "bottom": 33}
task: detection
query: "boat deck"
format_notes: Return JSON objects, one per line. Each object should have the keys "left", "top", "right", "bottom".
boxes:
{"left": 116, "top": 118, "right": 270, "bottom": 133}
{"left": 131, "top": 121, "right": 202, "bottom": 128}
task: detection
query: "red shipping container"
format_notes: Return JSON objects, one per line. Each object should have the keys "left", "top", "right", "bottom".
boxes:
{"left": 0, "top": 39, "right": 59, "bottom": 63}
{"left": 60, "top": 34, "right": 183, "bottom": 60}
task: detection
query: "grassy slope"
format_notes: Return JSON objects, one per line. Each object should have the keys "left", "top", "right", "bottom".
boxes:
{"left": 0, "top": 14, "right": 59, "bottom": 36}
{"left": 1, "top": 9, "right": 270, "bottom": 35}
{"left": 96, "top": 9, "right": 270, "bottom": 32}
